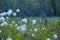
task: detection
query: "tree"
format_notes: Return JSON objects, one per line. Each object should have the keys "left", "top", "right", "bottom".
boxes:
{"left": 51, "top": 0, "right": 56, "bottom": 16}
{"left": 40, "top": 0, "right": 48, "bottom": 26}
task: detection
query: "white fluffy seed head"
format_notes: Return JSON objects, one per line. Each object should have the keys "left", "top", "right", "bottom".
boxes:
{"left": 0, "top": 12, "right": 7, "bottom": 16}
{"left": 22, "top": 18, "right": 27, "bottom": 23}
{"left": 15, "top": 24, "right": 18, "bottom": 26}
{"left": 20, "top": 24, "right": 27, "bottom": 32}
{"left": 16, "top": 27, "right": 20, "bottom": 30}
{"left": 32, "top": 20, "right": 36, "bottom": 24}
{"left": 17, "top": 24, "right": 27, "bottom": 33}
{"left": 13, "top": 12, "right": 17, "bottom": 16}
{"left": 6, "top": 16, "right": 9, "bottom": 19}
{"left": 0, "top": 21, "right": 7, "bottom": 26}
{"left": 32, "top": 33, "right": 35, "bottom": 37}
{"left": 30, "top": 29, "right": 32, "bottom": 31}
{"left": 47, "top": 38, "right": 51, "bottom": 40}
{"left": 6, "top": 38, "right": 13, "bottom": 40}
{"left": 53, "top": 34, "right": 58, "bottom": 39}
{"left": 42, "top": 27, "right": 44, "bottom": 30}
{"left": 16, "top": 9, "right": 20, "bottom": 12}
{"left": 0, "top": 17, "right": 5, "bottom": 22}
{"left": 12, "top": 21, "right": 15, "bottom": 24}
{"left": 34, "top": 28, "right": 38, "bottom": 32}
{"left": 7, "top": 9, "right": 13, "bottom": 16}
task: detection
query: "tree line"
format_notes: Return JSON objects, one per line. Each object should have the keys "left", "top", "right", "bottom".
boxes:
{"left": 0, "top": 0, "right": 60, "bottom": 17}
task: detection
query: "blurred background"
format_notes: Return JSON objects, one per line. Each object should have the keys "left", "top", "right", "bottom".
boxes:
{"left": 0, "top": 0, "right": 60, "bottom": 17}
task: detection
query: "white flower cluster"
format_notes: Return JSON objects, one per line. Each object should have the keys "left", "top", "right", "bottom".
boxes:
{"left": 53, "top": 34, "right": 58, "bottom": 39}
{"left": 0, "top": 12, "right": 6, "bottom": 16}
{"left": 0, "top": 17, "right": 5, "bottom": 21}
{"left": 16, "top": 9, "right": 20, "bottom": 12}
{"left": 32, "top": 20, "right": 36, "bottom": 24}
{"left": 7, "top": 9, "right": 13, "bottom": 16}
{"left": 0, "top": 21, "right": 7, "bottom": 26}
{"left": 22, "top": 18, "right": 27, "bottom": 23}
{"left": 13, "top": 12, "right": 17, "bottom": 16}
{"left": 34, "top": 28, "right": 38, "bottom": 32}
{"left": 32, "top": 33, "right": 35, "bottom": 37}
{"left": 12, "top": 21, "right": 15, "bottom": 24}
{"left": 46, "top": 34, "right": 58, "bottom": 40}
{"left": 6, "top": 38, "right": 13, "bottom": 40}
{"left": 0, "top": 9, "right": 20, "bottom": 16}
{"left": 17, "top": 24, "right": 27, "bottom": 33}
{"left": 6, "top": 16, "right": 9, "bottom": 19}
{"left": 47, "top": 38, "right": 51, "bottom": 40}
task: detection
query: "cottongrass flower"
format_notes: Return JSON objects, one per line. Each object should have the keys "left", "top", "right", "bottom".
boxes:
{"left": 42, "top": 27, "right": 44, "bottom": 30}
{"left": 15, "top": 24, "right": 18, "bottom": 26}
{"left": 7, "top": 9, "right": 13, "bottom": 16}
{"left": 53, "top": 34, "right": 58, "bottom": 39}
{"left": 13, "top": 12, "right": 17, "bottom": 16}
{"left": 16, "top": 27, "right": 20, "bottom": 30}
{"left": 2, "top": 38, "right": 3, "bottom": 40}
{"left": 32, "top": 33, "right": 35, "bottom": 37}
{"left": 34, "top": 28, "right": 38, "bottom": 32}
{"left": 20, "top": 24, "right": 27, "bottom": 32}
{"left": 6, "top": 38, "right": 13, "bottom": 40}
{"left": 16, "top": 24, "right": 27, "bottom": 33}
{"left": 30, "top": 29, "right": 32, "bottom": 31}
{"left": 0, "top": 17, "right": 5, "bottom": 22}
{"left": 0, "top": 12, "right": 7, "bottom": 16}
{"left": 32, "top": 20, "right": 36, "bottom": 24}
{"left": 47, "top": 38, "right": 51, "bottom": 40}
{"left": 16, "top": 9, "right": 20, "bottom": 12}
{"left": 12, "top": 21, "right": 15, "bottom": 24}
{"left": 22, "top": 18, "right": 27, "bottom": 23}
{"left": 2, "top": 12, "right": 7, "bottom": 15}
{"left": 0, "top": 30, "right": 2, "bottom": 33}
{"left": 0, "top": 21, "right": 7, "bottom": 26}
{"left": 6, "top": 16, "right": 9, "bottom": 19}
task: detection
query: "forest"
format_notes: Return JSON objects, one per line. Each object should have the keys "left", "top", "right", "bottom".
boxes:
{"left": 0, "top": 0, "right": 60, "bottom": 17}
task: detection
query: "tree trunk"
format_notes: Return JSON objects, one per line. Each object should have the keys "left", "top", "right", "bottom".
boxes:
{"left": 40, "top": 0, "right": 47, "bottom": 26}
{"left": 51, "top": 0, "right": 56, "bottom": 16}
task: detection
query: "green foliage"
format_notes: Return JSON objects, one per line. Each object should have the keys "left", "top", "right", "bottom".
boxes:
{"left": 0, "top": 17, "right": 60, "bottom": 40}
{"left": 0, "top": 9, "right": 3, "bottom": 13}
{"left": 25, "top": 0, "right": 31, "bottom": 4}
{"left": 51, "top": 20, "right": 60, "bottom": 32}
